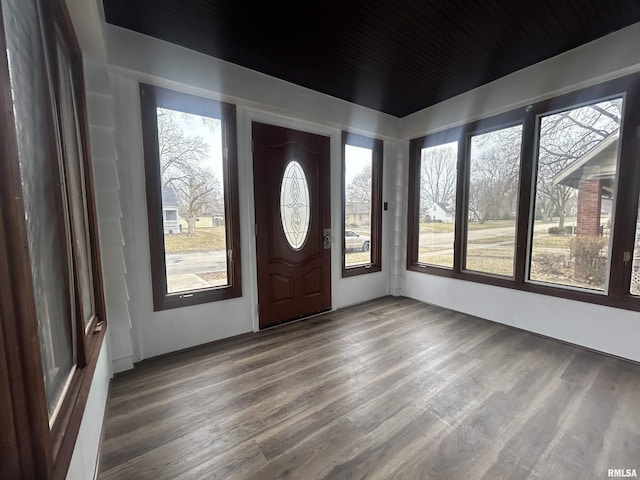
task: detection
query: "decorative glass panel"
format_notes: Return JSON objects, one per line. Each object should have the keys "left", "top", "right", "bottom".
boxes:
{"left": 280, "top": 161, "right": 311, "bottom": 250}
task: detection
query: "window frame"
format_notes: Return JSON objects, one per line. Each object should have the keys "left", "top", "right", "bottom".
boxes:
{"left": 461, "top": 117, "right": 525, "bottom": 279}
{"left": 341, "top": 131, "right": 383, "bottom": 277}
{"left": 407, "top": 72, "right": 640, "bottom": 311}
{"left": 0, "top": 0, "right": 108, "bottom": 477}
{"left": 407, "top": 127, "right": 463, "bottom": 273}
{"left": 139, "top": 84, "right": 242, "bottom": 310}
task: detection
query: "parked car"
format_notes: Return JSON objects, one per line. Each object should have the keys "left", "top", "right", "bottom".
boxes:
{"left": 345, "top": 230, "right": 370, "bottom": 252}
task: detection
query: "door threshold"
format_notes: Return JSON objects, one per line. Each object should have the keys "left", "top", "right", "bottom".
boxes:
{"left": 260, "top": 307, "right": 333, "bottom": 331}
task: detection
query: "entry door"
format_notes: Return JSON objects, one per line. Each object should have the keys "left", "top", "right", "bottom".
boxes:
{"left": 253, "top": 122, "right": 331, "bottom": 328}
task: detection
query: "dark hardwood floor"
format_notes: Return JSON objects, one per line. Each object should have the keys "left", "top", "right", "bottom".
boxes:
{"left": 99, "top": 297, "right": 640, "bottom": 479}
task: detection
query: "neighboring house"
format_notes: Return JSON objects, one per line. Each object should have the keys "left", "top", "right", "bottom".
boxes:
{"left": 161, "top": 186, "right": 181, "bottom": 234}
{"left": 553, "top": 132, "right": 618, "bottom": 237}
{"left": 345, "top": 201, "right": 371, "bottom": 227}
{"left": 424, "top": 202, "right": 454, "bottom": 223}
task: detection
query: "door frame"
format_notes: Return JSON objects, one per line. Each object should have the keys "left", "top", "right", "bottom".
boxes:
{"left": 241, "top": 108, "right": 340, "bottom": 332}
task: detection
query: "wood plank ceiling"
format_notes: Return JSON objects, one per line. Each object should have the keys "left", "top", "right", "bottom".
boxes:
{"left": 103, "top": 0, "right": 640, "bottom": 117}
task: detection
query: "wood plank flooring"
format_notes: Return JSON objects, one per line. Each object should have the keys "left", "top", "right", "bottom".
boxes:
{"left": 99, "top": 297, "right": 640, "bottom": 479}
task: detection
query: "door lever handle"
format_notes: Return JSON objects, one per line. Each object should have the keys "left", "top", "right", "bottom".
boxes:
{"left": 323, "top": 229, "right": 332, "bottom": 249}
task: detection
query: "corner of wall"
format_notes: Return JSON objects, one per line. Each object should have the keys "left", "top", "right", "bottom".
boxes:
{"left": 389, "top": 139, "right": 408, "bottom": 297}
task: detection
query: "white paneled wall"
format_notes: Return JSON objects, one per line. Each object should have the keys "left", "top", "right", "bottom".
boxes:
{"left": 85, "top": 60, "right": 135, "bottom": 373}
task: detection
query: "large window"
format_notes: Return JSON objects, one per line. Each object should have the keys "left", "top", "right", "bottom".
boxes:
{"left": 407, "top": 131, "right": 459, "bottom": 271}
{"left": 342, "top": 132, "right": 383, "bottom": 276}
{"left": 530, "top": 98, "right": 623, "bottom": 291}
{"left": 408, "top": 74, "right": 640, "bottom": 310}
{"left": 140, "top": 85, "right": 241, "bottom": 310}
{"left": 417, "top": 141, "right": 458, "bottom": 268}
{"left": 465, "top": 124, "right": 522, "bottom": 277}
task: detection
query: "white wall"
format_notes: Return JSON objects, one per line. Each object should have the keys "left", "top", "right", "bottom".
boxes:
{"left": 65, "top": 339, "right": 111, "bottom": 480}
{"left": 400, "top": 22, "right": 640, "bottom": 363}
{"left": 105, "top": 24, "right": 399, "bottom": 361}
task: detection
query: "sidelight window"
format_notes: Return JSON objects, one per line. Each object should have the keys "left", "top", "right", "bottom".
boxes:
{"left": 342, "top": 132, "right": 383, "bottom": 276}
{"left": 140, "top": 85, "right": 242, "bottom": 310}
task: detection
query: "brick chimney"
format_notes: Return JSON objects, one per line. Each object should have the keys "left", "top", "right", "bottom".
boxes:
{"left": 576, "top": 178, "right": 602, "bottom": 237}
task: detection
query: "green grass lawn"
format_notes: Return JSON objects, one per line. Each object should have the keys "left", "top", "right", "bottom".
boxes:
{"left": 465, "top": 247, "right": 515, "bottom": 276}
{"left": 420, "top": 222, "right": 455, "bottom": 233}
{"left": 420, "top": 219, "right": 523, "bottom": 234}
{"left": 531, "top": 234, "right": 573, "bottom": 249}
{"left": 467, "top": 234, "right": 515, "bottom": 245}
{"left": 164, "top": 227, "right": 227, "bottom": 253}
{"left": 417, "top": 248, "right": 453, "bottom": 268}
{"left": 467, "top": 220, "right": 518, "bottom": 231}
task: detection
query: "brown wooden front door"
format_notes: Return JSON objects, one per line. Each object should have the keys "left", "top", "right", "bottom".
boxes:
{"left": 253, "top": 122, "right": 331, "bottom": 328}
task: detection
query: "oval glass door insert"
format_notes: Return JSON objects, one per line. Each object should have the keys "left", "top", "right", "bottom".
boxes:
{"left": 280, "top": 160, "right": 310, "bottom": 250}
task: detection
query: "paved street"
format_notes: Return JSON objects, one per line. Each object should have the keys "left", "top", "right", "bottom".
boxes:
{"left": 165, "top": 250, "right": 227, "bottom": 275}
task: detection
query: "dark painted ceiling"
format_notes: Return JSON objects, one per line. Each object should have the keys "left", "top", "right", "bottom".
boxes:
{"left": 103, "top": 0, "right": 640, "bottom": 118}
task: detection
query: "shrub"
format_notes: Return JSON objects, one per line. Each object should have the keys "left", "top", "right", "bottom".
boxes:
{"left": 548, "top": 226, "right": 564, "bottom": 235}
{"left": 532, "top": 252, "right": 567, "bottom": 276}
{"left": 569, "top": 236, "right": 607, "bottom": 285}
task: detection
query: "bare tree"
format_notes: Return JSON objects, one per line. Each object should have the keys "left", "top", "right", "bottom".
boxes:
{"left": 346, "top": 165, "right": 371, "bottom": 204}
{"left": 157, "top": 109, "right": 210, "bottom": 178}
{"left": 170, "top": 167, "right": 221, "bottom": 237}
{"left": 536, "top": 99, "right": 621, "bottom": 228}
{"left": 157, "top": 108, "right": 222, "bottom": 237}
{"left": 345, "top": 165, "right": 371, "bottom": 226}
{"left": 420, "top": 144, "right": 457, "bottom": 213}
{"left": 468, "top": 127, "right": 521, "bottom": 223}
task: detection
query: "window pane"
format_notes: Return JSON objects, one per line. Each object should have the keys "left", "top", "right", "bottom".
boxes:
{"left": 15, "top": 86, "right": 76, "bottom": 421}
{"left": 56, "top": 36, "right": 96, "bottom": 331}
{"left": 465, "top": 125, "right": 522, "bottom": 276}
{"left": 418, "top": 142, "right": 457, "bottom": 267}
{"left": 157, "top": 108, "right": 228, "bottom": 292}
{"left": 530, "top": 98, "right": 623, "bottom": 291}
{"left": 345, "top": 144, "right": 373, "bottom": 267}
